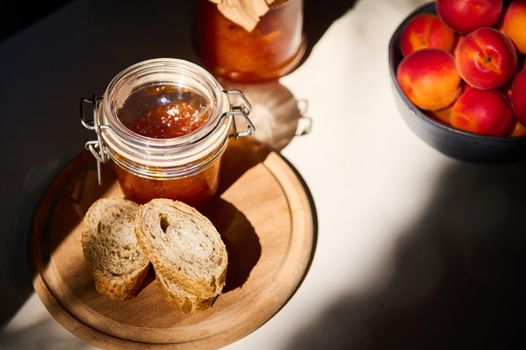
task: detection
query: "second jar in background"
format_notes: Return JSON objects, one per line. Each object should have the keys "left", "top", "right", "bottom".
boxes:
{"left": 195, "top": 0, "right": 306, "bottom": 83}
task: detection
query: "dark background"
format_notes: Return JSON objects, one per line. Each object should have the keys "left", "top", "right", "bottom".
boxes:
{"left": 0, "top": 1, "right": 72, "bottom": 42}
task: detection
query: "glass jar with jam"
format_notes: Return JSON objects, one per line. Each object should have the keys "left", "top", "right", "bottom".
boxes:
{"left": 195, "top": 0, "right": 306, "bottom": 83}
{"left": 81, "top": 58, "right": 254, "bottom": 209}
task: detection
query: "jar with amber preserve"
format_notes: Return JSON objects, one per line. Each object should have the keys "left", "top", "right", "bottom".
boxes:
{"left": 195, "top": 0, "right": 305, "bottom": 82}
{"left": 81, "top": 58, "right": 254, "bottom": 209}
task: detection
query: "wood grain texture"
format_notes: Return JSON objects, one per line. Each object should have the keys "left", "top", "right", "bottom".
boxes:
{"left": 30, "top": 139, "right": 316, "bottom": 349}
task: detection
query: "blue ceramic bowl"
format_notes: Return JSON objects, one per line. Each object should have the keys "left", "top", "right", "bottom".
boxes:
{"left": 388, "top": 2, "right": 526, "bottom": 163}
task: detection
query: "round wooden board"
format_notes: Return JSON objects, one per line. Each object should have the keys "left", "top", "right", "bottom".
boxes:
{"left": 30, "top": 139, "right": 316, "bottom": 350}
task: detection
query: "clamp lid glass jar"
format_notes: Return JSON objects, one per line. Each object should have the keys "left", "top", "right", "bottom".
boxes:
{"left": 81, "top": 58, "right": 254, "bottom": 209}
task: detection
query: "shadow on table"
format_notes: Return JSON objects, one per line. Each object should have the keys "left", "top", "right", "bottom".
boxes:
{"left": 302, "top": 0, "right": 360, "bottom": 62}
{"left": 220, "top": 80, "right": 312, "bottom": 151}
{"left": 286, "top": 160, "right": 526, "bottom": 350}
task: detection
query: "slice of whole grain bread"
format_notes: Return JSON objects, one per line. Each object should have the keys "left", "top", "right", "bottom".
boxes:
{"left": 135, "top": 199, "right": 228, "bottom": 304}
{"left": 81, "top": 198, "right": 150, "bottom": 300}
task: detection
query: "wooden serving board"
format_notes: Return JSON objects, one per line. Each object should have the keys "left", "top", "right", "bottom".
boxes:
{"left": 30, "top": 139, "right": 316, "bottom": 350}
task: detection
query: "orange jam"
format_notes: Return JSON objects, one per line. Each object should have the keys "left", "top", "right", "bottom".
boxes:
{"left": 115, "top": 84, "right": 220, "bottom": 209}
{"left": 118, "top": 85, "right": 209, "bottom": 139}
{"left": 196, "top": 0, "right": 305, "bottom": 82}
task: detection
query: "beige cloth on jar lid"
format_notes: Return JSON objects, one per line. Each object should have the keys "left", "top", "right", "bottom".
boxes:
{"left": 208, "top": 0, "right": 277, "bottom": 32}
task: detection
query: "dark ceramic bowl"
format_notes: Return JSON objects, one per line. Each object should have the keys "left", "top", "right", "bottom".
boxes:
{"left": 388, "top": 2, "right": 526, "bottom": 163}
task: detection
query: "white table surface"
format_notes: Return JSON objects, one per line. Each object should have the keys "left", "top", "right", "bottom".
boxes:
{"left": 2, "top": 0, "right": 526, "bottom": 349}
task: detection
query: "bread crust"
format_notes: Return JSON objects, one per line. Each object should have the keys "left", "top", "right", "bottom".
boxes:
{"left": 156, "top": 274, "right": 215, "bottom": 313}
{"left": 90, "top": 262, "right": 150, "bottom": 301}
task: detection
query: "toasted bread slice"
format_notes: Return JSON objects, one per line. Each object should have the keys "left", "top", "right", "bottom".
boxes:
{"left": 82, "top": 198, "right": 150, "bottom": 300}
{"left": 135, "top": 199, "right": 228, "bottom": 302}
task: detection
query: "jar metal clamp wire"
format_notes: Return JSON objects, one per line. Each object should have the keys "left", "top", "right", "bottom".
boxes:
{"left": 80, "top": 89, "right": 254, "bottom": 185}
{"left": 80, "top": 95, "right": 106, "bottom": 185}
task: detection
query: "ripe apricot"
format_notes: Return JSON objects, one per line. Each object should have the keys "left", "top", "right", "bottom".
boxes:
{"left": 400, "top": 13, "right": 455, "bottom": 56}
{"left": 397, "top": 49, "right": 461, "bottom": 111}
{"left": 450, "top": 87, "right": 514, "bottom": 136}
{"left": 455, "top": 27, "right": 518, "bottom": 89}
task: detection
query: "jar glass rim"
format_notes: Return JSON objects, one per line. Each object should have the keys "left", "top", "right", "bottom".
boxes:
{"left": 101, "top": 58, "right": 226, "bottom": 152}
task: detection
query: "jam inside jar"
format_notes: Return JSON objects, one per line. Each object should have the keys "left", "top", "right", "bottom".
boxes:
{"left": 195, "top": 0, "right": 306, "bottom": 82}
{"left": 115, "top": 84, "right": 218, "bottom": 208}
{"left": 117, "top": 85, "right": 210, "bottom": 139}
{"left": 85, "top": 58, "right": 253, "bottom": 209}
{"left": 113, "top": 154, "right": 221, "bottom": 209}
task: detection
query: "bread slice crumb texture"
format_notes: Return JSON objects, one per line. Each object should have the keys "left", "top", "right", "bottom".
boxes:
{"left": 82, "top": 198, "right": 150, "bottom": 300}
{"left": 136, "top": 199, "right": 228, "bottom": 299}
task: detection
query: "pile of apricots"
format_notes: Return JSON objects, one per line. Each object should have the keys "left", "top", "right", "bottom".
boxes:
{"left": 396, "top": 0, "right": 526, "bottom": 137}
